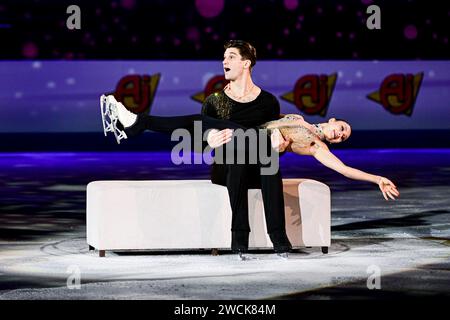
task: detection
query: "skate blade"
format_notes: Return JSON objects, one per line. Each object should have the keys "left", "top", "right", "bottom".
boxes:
{"left": 103, "top": 95, "right": 128, "bottom": 145}
{"left": 237, "top": 253, "right": 258, "bottom": 261}
{"left": 276, "top": 252, "right": 289, "bottom": 260}
{"left": 100, "top": 94, "right": 114, "bottom": 137}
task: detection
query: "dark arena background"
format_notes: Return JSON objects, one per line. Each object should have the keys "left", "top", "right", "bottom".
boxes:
{"left": 0, "top": 0, "right": 449, "bottom": 312}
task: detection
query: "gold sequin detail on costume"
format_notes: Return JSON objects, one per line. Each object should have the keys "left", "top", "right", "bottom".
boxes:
{"left": 260, "top": 115, "right": 320, "bottom": 148}
{"left": 210, "top": 91, "right": 234, "bottom": 120}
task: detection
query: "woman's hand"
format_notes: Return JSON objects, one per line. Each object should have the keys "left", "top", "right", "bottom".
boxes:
{"left": 270, "top": 128, "right": 292, "bottom": 152}
{"left": 377, "top": 177, "right": 400, "bottom": 201}
{"left": 206, "top": 129, "right": 233, "bottom": 148}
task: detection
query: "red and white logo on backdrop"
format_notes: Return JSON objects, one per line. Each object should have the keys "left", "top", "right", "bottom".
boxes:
{"left": 108, "top": 73, "right": 161, "bottom": 114}
{"left": 191, "top": 75, "right": 228, "bottom": 103}
{"left": 367, "top": 73, "right": 423, "bottom": 116}
{"left": 281, "top": 73, "right": 337, "bottom": 117}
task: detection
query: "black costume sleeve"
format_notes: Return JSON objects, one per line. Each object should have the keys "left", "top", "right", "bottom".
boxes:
{"left": 201, "top": 94, "right": 218, "bottom": 118}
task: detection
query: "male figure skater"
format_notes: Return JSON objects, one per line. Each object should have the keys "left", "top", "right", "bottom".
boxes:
{"left": 102, "top": 40, "right": 293, "bottom": 259}
{"left": 201, "top": 40, "right": 292, "bottom": 258}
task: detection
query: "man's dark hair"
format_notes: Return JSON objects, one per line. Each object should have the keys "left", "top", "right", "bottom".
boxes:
{"left": 224, "top": 40, "right": 257, "bottom": 68}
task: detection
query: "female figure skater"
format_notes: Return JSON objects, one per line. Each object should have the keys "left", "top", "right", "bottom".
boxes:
{"left": 101, "top": 96, "right": 399, "bottom": 202}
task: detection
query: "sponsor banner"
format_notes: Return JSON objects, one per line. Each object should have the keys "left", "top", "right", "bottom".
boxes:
{"left": 0, "top": 61, "right": 448, "bottom": 132}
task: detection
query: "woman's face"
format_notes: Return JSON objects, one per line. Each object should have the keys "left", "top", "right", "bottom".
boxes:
{"left": 323, "top": 119, "right": 352, "bottom": 143}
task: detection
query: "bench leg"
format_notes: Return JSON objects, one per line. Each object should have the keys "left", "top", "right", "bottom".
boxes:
{"left": 99, "top": 250, "right": 105, "bottom": 257}
{"left": 89, "top": 245, "right": 94, "bottom": 251}
{"left": 321, "top": 247, "right": 328, "bottom": 254}
{"left": 211, "top": 248, "right": 219, "bottom": 256}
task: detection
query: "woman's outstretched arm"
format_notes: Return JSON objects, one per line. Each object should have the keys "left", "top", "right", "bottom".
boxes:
{"left": 290, "top": 140, "right": 400, "bottom": 201}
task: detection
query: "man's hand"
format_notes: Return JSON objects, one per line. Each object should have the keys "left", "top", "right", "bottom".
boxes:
{"left": 206, "top": 129, "right": 233, "bottom": 148}
{"left": 377, "top": 177, "right": 400, "bottom": 201}
{"left": 270, "top": 128, "right": 291, "bottom": 152}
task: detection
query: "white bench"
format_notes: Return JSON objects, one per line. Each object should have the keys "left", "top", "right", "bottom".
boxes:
{"left": 86, "top": 179, "right": 331, "bottom": 257}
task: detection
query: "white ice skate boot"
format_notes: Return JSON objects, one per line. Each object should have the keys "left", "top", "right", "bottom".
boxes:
{"left": 100, "top": 94, "right": 137, "bottom": 144}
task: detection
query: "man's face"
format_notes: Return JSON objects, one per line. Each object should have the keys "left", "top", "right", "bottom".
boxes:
{"left": 223, "top": 47, "right": 250, "bottom": 80}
